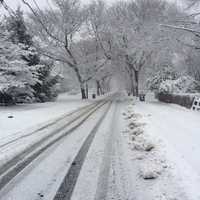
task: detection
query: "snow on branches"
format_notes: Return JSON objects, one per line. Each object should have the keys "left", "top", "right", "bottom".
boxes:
{"left": 0, "top": 33, "right": 37, "bottom": 104}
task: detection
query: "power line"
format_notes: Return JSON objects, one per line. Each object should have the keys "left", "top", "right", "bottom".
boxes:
{"left": 0, "top": 0, "right": 17, "bottom": 17}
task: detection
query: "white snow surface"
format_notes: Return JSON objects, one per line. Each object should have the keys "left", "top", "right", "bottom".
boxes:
{"left": 0, "top": 92, "right": 200, "bottom": 200}
{"left": 0, "top": 101, "right": 110, "bottom": 200}
{"left": 0, "top": 93, "right": 90, "bottom": 140}
{"left": 129, "top": 99, "right": 200, "bottom": 200}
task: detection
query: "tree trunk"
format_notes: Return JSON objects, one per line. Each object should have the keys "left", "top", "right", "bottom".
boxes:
{"left": 134, "top": 70, "right": 139, "bottom": 97}
{"left": 86, "top": 83, "right": 89, "bottom": 99}
{"left": 96, "top": 80, "right": 101, "bottom": 96}
{"left": 72, "top": 67, "right": 86, "bottom": 99}
{"left": 80, "top": 85, "right": 86, "bottom": 99}
{"left": 101, "top": 80, "right": 105, "bottom": 95}
{"left": 100, "top": 87, "right": 103, "bottom": 95}
{"left": 130, "top": 72, "right": 135, "bottom": 96}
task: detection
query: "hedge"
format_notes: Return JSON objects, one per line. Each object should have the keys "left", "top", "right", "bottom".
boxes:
{"left": 157, "top": 93, "right": 195, "bottom": 109}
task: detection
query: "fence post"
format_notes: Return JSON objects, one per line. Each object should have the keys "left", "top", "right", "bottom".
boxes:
{"left": 191, "top": 97, "right": 200, "bottom": 111}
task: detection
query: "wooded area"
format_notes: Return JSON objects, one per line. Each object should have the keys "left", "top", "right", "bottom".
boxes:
{"left": 0, "top": 0, "right": 200, "bottom": 103}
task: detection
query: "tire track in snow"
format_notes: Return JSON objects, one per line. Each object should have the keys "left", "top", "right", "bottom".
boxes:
{"left": 0, "top": 100, "right": 108, "bottom": 191}
{"left": 53, "top": 102, "right": 112, "bottom": 200}
{"left": 95, "top": 101, "right": 134, "bottom": 200}
{"left": 0, "top": 101, "right": 99, "bottom": 149}
{"left": 94, "top": 102, "right": 117, "bottom": 200}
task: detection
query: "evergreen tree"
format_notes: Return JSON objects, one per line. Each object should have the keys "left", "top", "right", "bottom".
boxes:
{"left": 32, "top": 60, "right": 61, "bottom": 102}
{"left": 0, "top": 30, "right": 37, "bottom": 105}
{"left": 3, "top": 8, "right": 61, "bottom": 103}
{"left": 6, "top": 7, "right": 40, "bottom": 66}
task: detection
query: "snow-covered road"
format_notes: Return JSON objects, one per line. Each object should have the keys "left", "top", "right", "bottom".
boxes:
{"left": 71, "top": 101, "right": 135, "bottom": 200}
{"left": 0, "top": 93, "right": 121, "bottom": 200}
{"left": 0, "top": 93, "right": 200, "bottom": 200}
{"left": 0, "top": 93, "right": 140, "bottom": 200}
{"left": 0, "top": 99, "right": 111, "bottom": 200}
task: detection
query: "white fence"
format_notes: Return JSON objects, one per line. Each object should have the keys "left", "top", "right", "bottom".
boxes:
{"left": 191, "top": 97, "right": 200, "bottom": 111}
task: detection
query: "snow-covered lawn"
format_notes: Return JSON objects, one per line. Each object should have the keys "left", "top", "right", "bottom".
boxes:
{"left": 124, "top": 99, "right": 200, "bottom": 200}
{"left": 0, "top": 93, "right": 90, "bottom": 140}
{"left": 134, "top": 101, "right": 200, "bottom": 173}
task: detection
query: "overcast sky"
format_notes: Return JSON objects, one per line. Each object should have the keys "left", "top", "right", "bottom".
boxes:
{"left": 0, "top": 0, "right": 185, "bottom": 15}
{"left": 0, "top": 0, "right": 117, "bottom": 11}
{"left": 0, "top": 0, "right": 116, "bottom": 15}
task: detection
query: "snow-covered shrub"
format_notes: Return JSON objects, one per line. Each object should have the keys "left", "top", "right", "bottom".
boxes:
{"left": 159, "top": 80, "right": 177, "bottom": 94}
{"left": 147, "top": 65, "right": 179, "bottom": 92}
{"left": 159, "top": 75, "right": 200, "bottom": 94}
{"left": 157, "top": 76, "right": 199, "bottom": 108}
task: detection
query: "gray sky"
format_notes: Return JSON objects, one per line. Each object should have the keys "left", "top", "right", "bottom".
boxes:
{"left": 0, "top": 0, "right": 116, "bottom": 12}
{"left": 0, "top": 0, "right": 185, "bottom": 15}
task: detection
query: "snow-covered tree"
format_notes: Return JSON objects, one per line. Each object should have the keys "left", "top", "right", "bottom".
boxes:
{"left": 6, "top": 8, "right": 61, "bottom": 102}
{"left": 6, "top": 7, "right": 32, "bottom": 46}
{"left": 185, "top": 49, "right": 200, "bottom": 81}
{"left": 0, "top": 7, "right": 61, "bottom": 105}
{"left": 147, "top": 64, "right": 179, "bottom": 92}
{"left": 31, "top": 59, "right": 61, "bottom": 102}
{"left": 0, "top": 31, "right": 37, "bottom": 104}
{"left": 17, "top": 0, "right": 195, "bottom": 98}
{"left": 22, "top": 0, "right": 94, "bottom": 99}
{"left": 94, "top": 0, "right": 182, "bottom": 96}
{"left": 159, "top": 75, "right": 200, "bottom": 94}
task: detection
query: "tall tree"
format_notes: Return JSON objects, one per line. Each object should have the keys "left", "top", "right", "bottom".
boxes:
{"left": 23, "top": 0, "right": 105, "bottom": 99}
{"left": 0, "top": 28, "right": 38, "bottom": 104}
{"left": 4, "top": 7, "right": 61, "bottom": 102}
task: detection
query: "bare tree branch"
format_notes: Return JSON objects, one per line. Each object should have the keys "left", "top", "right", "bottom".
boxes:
{"left": 160, "top": 24, "right": 200, "bottom": 38}
{"left": 21, "top": 0, "right": 65, "bottom": 45}
{"left": 176, "top": 38, "right": 200, "bottom": 50}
